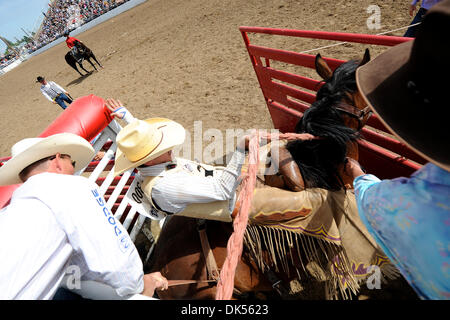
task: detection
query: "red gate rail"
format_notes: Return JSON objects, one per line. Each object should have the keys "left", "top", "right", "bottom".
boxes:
{"left": 240, "top": 27, "right": 424, "bottom": 179}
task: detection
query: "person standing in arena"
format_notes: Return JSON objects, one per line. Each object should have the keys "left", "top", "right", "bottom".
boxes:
{"left": 404, "top": 0, "right": 442, "bottom": 37}
{"left": 36, "top": 76, "right": 73, "bottom": 110}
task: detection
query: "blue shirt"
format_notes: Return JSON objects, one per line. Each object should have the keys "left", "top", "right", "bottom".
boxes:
{"left": 411, "top": 0, "right": 442, "bottom": 10}
{"left": 354, "top": 163, "right": 450, "bottom": 300}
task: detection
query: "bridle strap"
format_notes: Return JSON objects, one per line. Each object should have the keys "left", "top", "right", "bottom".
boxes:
{"left": 335, "top": 104, "right": 372, "bottom": 131}
{"left": 197, "top": 219, "right": 221, "bottom": 281}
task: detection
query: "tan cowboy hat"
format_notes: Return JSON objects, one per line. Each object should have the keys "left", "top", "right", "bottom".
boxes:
{"left": 113, "top": 118, "right": 186, "bottom": 176}
{"left": 356, "top": 0, "right": 450, "bottom": 171}
{"left": 0, "top": 133, "right": 95, "bottom": 186}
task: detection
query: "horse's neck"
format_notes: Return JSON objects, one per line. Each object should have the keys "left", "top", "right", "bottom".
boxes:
{"left": 263, "top": 145, "right": 305, "bottom": 191}
{"left": 264, "top": 142, "right": 359, "bottom": 191}
{"left": 339, "top": 141, "right": 359, "bottom": 188}
{"left": 346, "top": 140, "right": 359, "bottom": 161}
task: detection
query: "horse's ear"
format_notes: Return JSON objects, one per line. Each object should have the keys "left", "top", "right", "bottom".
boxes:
{"left": 315, "top": 54, "right": 333, "bottom": 82}
{"left": 358, "top": 48, "right": 371, "bottom": 67}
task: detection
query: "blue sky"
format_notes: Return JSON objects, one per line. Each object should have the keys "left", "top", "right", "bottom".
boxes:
{"left": 0, "top": 0, "right": 50, "bottom": 52}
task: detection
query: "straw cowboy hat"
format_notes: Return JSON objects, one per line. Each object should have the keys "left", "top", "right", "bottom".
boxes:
{"left": 356, "top": 0, "right": 450, "bottom": 171}
{"left": 113, "top": 118, "right": 186, "bottom": 176}
{"left": 0, "top": 133, "right": 95, "bottom": 186}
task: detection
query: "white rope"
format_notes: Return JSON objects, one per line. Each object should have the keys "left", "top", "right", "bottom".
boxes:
{"left": 300, "top": 22, "right": 421, "bottom": 54}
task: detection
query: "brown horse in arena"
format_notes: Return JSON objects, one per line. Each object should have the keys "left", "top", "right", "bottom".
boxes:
{"left": 144, "top": 50, "right": 418, "bottom": 300}
{"left": 65, "top": 41, "right": 103, "bottom": 76}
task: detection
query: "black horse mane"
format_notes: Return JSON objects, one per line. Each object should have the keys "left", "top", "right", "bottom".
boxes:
{"left": 286, "top": 60, "right": 361, "bottom": 190}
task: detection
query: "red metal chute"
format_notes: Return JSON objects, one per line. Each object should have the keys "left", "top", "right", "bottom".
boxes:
{"left": 240, "top": 27, "right": 425, "bottom": 179}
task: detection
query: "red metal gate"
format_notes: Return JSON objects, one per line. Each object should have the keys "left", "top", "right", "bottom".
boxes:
{"left": 240, "top": 27, "right": 426, "bottom": 179}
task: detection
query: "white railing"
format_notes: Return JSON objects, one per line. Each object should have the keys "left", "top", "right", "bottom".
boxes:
{"left": 64, "top": 119, "right": 160, "bottom": 300}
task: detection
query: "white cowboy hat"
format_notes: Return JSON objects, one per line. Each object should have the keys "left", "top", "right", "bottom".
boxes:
{"left": 113, "top": 118, "right": 186, "bottom": 176}
{"left": 0, "top": 133, "right": 95, "bottom": 186}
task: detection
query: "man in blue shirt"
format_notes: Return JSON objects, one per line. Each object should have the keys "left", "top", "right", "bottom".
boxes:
{"left": 404, "top": 0, "right": 442, "bottom": 37}
{"left": 351, "top": 1, "right": 449, "bottom": 299}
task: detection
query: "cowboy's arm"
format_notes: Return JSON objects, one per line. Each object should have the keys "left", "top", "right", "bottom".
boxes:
{"left": 352, "top": 173, "right": 413, "bottom": 269}
{"left": 214, "top": 147, "right": 246, "bottom": 198}
{"left": 152, "top": 149, "right": 245, "bottom": 213}
{"left": 350, "top": 160, "right": 415, "bottom": 251}
{"left": 410, "top": 0, "right": 419, "bottom": 16}
{"left": 104, "top": 99, "right": 136, "bottom": 124}
{"left": 142, "top": 272, "right": 168, "bottom": 297}
{"left": 353, "top": 173, "right": 382, "bottom": 208}
{"left": 347, "top": 157, "right": 383, "bottom": 224}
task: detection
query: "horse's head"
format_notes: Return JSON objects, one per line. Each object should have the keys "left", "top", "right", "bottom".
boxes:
{"left": 314, "top": 49, "right": 371, "bottom": 131}
{"left": 295, "top": 50, "right": 372, "bottom": 143}
{"left": 287, "top": 49, "right": 371, "bottom": 190}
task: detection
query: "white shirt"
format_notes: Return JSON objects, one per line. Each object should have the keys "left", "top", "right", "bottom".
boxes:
{"left": 40, "top": 81, "right": 66, "bottom": 102}
{"left": 139, "top": 153, "right": 245, "bottom": 214}
{"left": 0, "top": 172, "right": 144, "bottom": 300}
{"left": 117, "top": 107, "right": 246, "bottom": 215}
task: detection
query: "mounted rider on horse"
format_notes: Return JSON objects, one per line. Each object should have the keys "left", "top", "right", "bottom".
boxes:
{"left": 63, "top": 31, "right": 103, "bottom": 76}
{"left": 64, "top": 31, "right": 83, "bottom": 64}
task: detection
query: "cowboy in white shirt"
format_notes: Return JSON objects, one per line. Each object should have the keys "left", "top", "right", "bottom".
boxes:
{"left": 0, "top": 133, "right": 168, "bottom": 299}
{"left": 36, "top": 76, "right": 73, "bottom": 110}
{"left": 105, "top": 98, "right": 316, "bottom": 222}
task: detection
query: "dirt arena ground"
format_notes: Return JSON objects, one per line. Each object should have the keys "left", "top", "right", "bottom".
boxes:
{"left": 0, "top": 0, "right": 413, "bottom": 157}
{"left": 0, "top": 0, "right": 423, "bottom": 301}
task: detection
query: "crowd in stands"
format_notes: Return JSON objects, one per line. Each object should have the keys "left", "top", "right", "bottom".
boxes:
{"left": 24, "top": 0, "right": 130, "bottom": 53}
{"left": 0, "top": 54, "right": 18, "bottom": 69}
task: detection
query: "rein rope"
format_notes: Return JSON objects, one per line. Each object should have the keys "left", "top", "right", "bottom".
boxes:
{"left": 215, "top": 131, "right": 313, "bottom": 300}
{"left": 299, "top": 22, "right": 420, "bottom": 54}
{"left": 166, "top": 279, "right": 216, "bottom": 287}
